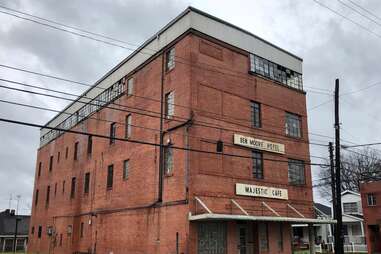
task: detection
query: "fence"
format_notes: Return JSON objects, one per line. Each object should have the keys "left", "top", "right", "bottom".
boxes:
{"left": 315, "top": 243, "right": 368, "bottom": 253}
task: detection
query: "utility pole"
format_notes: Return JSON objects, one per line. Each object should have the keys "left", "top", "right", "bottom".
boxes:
{"left": 334, "top": 78, "right": 344, "bottom": 254}
{"left": 329, "top": 142, "right": 336, "bottom": 235}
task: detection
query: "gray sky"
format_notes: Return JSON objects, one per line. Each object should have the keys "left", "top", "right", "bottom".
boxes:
{"left": 0, "top": 0, "right": 380, "bottom": 214}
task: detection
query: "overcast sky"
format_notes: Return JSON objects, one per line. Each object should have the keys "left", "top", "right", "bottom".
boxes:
{"left": 0, "top": 0, "right": 380, "bottom": 214}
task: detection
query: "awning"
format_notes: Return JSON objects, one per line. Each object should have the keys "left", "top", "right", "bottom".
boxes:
{"left": 188, "top": 213, "right": 336, "bottom": 224}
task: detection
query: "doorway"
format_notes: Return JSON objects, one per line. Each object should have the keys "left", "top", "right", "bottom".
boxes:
{"left": 198, "top": 222, "right": 227, "bottom": 254}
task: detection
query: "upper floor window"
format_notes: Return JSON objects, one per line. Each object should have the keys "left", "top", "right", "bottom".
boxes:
{"left": 84, "top": 172, "right": 90, "bottom": 194}
{"left": 70, "top": 177, "right": 76, "bottom": 199}
{"left": 166, "top": 48, "right": 175, "bottom": 71}
{"left": 123, "top": 160, "right": 129, "bottom": 180}
{"left": 38, "top": 162, "right": 42, "bottom": 178}
{"left": 65, "top": 147, "right": 69, "bottom": 159}
{"left": 80, "top": 222, "right": 84, "bottom": 238}
{"left": 249, "top": 54, "right": 303, "bottom": 91}
{"left": 285, "top": 113, "right": 302, "bottom": 138}
{"left": 125, "top": 115, "right": 132, "bottom": 139}
{"left": 35, "top": 189, "right": 39, "bottom": 206}
{"left": 165, "top": 91, "right": 175, "bottom": 119}
{"left": 38, "top": 226, "right": 42, "bottom": 238}
{"left": 110, "top": 122, "right": 116, "bottom": 144}
{"left": 107, "top": 165, "right": 114, "bottom": 189}
{"left": 343, "top": 202, "right": 358, "bottom": 213}
{"left": 49, "top": 156, "right": 53, "bottom": 172}
{"left": 288, "top": 159, "right": 305, "bottom": 185}
{"left": 367, "top": 193, "right": 377, "bottom": 206}
{"left": 57, "top": 152, "right": 60, "bottom": 163}
{"left": 252, "top": 151, "right": 263, "bottom": 179}
{"left": 127, "top": 77, "right": 134, "bottom": 96}
{"left": 62, "top": 180, "right": 66, "bottom": 194}
{"left": 164, "top": 145, "right": 173, "bottom": 175}
{"left": 251, "top": 101, "right": 261, "bottom": 128}
{"left": 87, "top": 136, "right": 93, "bottom": 155}
{"left": 46, "top": 185, "right": 50, "bottom": 207}
{"left": 74, "top": 142, "right": 79, "bottom": 160}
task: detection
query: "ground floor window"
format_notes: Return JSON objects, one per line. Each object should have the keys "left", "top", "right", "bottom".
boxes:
{"left": 198, "top": 222, "right": 226, "bottom": 254}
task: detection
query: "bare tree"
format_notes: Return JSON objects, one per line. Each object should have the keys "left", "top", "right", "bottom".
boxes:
{"left": 317, "top": 147, "right": 381, "bottom": 197}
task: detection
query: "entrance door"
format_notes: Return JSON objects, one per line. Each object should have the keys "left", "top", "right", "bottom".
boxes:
{"left": 237, "top": 223, "right": 248, "bottom": 254}
{"left": 369, "top": 225, "right": 381, "bottom": 253}
{"left": 198, "top": 222, "right": 227, "bottom": 254}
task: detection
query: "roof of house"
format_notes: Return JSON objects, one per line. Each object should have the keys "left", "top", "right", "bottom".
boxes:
{"left": 314, "top": 202, "right": 332, "bottom": 216}
{"left": 341, "top": 190, "right": 360, "bottom": 196}
{"left": 0, "top": 210, "right": 30, "bottom": 236}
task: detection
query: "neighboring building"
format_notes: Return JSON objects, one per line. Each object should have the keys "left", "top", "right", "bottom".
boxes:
{"left": 0, "top": 209, "right": 30, "bottom": 252}
{"left": 360, "top": 181, "right": 381, "bottom": 254}
{"left": 314, "top": 202, "right": 333, "bottom": 244}
{"left": 28, "top": 7, "right": 333, "bottom": 254}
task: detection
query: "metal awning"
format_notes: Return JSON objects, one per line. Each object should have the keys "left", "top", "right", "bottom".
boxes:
{"left": 191, "top": 197, "right": 336, "bottom": 224}
{"left": 188, "top": 213, "right": 336, "bottom": 224}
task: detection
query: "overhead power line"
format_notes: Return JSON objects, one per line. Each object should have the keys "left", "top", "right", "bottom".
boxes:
{"left": 346, "top": 0, "right": 381, "bottom": 22}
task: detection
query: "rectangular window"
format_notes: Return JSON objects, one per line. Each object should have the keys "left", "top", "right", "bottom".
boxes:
{"left": 123, "top": 160, "right": 129, "bottom": 180}
{"left": 107, "top": 165, "right": 114, "bottom": 189}
{"left": 49, "top": 155, "right": 53, "bottom": 172}
{"left": 285, "top": 112, "right": 302, "bottom": 138}
{"left": 38, "top": 226, "right": 42, "bottom": 238}
{"left": 125, "top": 115, "right": 132, "bottom": 138}
{"left": 252, "top": 151, "right": 263, "bottom": 179}
{"left": 166, "top": 47, "right": 175, "bottom": 71}
{"left": 367, "top": 193, "right": 377, "bottom": 206}
{"left": 62, "top": 180, "right": 65, "bottom": 194}
{"left": 80, "top": 222, "right": 84, "bottom": 238}
{"left": 57, "top": 152, "right": 60, "bottom": 163}
{"left": 258, "top": 223, "right": 269, "bottom": 252}
{"left": 74, "top": 142, "right": 79, "bottom": 160}
{"left": 46, "top": 185, "right": 50, "bottom": 207}
{"left": 127, "top": 77, "right": 134, "bottom": 96}
{"left": 38, "top": 162, "right": 42, "bottom": 178}
{"left": 35, "top": 189, "right": 39, "bottom": 206}
{"left": 31, "top": 226, "right": 35, "bottom": 235}
{"left": 65, "top": 147, "right": 69, "bottom": 159}
{"left": 110, "top": 122, "right": 116, "bottom": 144}
{"left": 87, "top": 136, "right": 92, "bottom": 155}
{"left": 165, "top": 91, "right": 175, "bottom": 119}
{"left": 251, "top": 101, "right": 261, "bottom": 128}
{"left": 343, "top": 202, "right": 358, "bottom": 213}
{"left": 84, "top": 172, "right": 90, "bottom": 194}
{"left": 288, "top": 159, "right": 305, "bottom": 185}
{"left": 164, "top": 145, "right": 173, "bottom": 175}
{"left": 70, "top": 177, "right": 76, "bottom": 199}
{"left": 54, "top": 183, "right": 57, "bottom": 197}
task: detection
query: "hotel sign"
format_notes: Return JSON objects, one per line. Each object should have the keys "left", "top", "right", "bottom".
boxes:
{"left": 233, "top": 134, "right": 285, "bottom": 154}
{"left": 236, "top": 183, "right": 288, "bottom": 200}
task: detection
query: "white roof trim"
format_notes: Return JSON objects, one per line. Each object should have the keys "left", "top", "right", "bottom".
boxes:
{"left": 188, "top": 213, "right": 336, "bottom": 224}
{"left": 343, "top": 214, "right": 364, "bottom": 221}
{"left": 341, "top": 190, "right": 360, "bottom": 196}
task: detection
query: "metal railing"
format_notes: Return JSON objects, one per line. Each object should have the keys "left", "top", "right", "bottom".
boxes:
{"left": 315, "top": 243, "right": 368, "bottom": 253}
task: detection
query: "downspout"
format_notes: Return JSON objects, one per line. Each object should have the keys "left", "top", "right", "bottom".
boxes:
{"left": 158, "top": 52, "right": 165, "bottom": 203}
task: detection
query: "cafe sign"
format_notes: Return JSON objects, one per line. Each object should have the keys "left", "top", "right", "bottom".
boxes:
{"left": 233, "top": 134, "right": 285, "bottom": 154}
{"left": 236, "top": 183, "right": 288, "bottom": 200}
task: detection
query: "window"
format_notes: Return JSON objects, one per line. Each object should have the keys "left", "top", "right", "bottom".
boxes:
{"left": 258, "top": 223, "right": 269, "bottom": 252}
{"left": 38, "top": 162, "right": 42, "bottom": 178}
{"left": 252, "top": 151, "right": 263, "bottom": 179}
{"left": 49, "top": 155, "right": 53, "bottom": 172}
{"left": 166, "top": 47, "right": 175, "bottom": 71}
{"left": 80, "top": 222, "right": 84, "bottom": 238}
{"left": 54, "top": 183, "right": 57, "bottom": 197}
{"left": 343, "top": 202, "right": 358, "bottom": 213}
{"left": 65, "top": 147, "right": 69, "bottom": 159}
{"left": 35, "top": 189, "right": 39, "bottom": 206}
{"left": 87, "top": 136, "right": 93, "bottom": 155}
{"left": 127, "top": 77, "right": 134, "bottom": 96}
{"left": 251, "top": 101, "right": 261, "bottom": 128}
{"left": 31, "top": 226, "right": 35, "bottom": 235}
{"left": 125, "top": 115, "right": 132, "bottom": 138}
{"left": 38, "top": 226, "right": 42, "bottom": 238}
{"left": 165, "top": 91, "right": 175, "bottom": 119}
{"left": 107, "top": 165, "right": 114, "bottom": 189}
{"left": 74, "top": 142, "right": 79, "bottom": 160}
{"left": 62, "top": 180, "right": 65, "bottom": 194}
{"left": 46, "top": 186, "right": 50, "bottom": 206}
{"left": 70, "top": 177, "right": 76, "bottom": 199}
{"left": 367, "top": 193, "right": 377, "bottom": 206}
{"left": 110, "top": 122, "right": 116, "bottom": 144}
{"left": 285, "top": 113, "right": 302, "bottom": 138}
{"left": 288, "top": 159, "right": 305, "bottom": 185}
{"left": 164, "top": 145, "right": 173, "bottom": 175}
{"left": 123, "top": 160, "right": 129, "bottom": 180}
{"left": 57, "top": 152, "right": 60, "bottom": 163}
{"left": 84, "top": 172, "right": 90, "bottom": 194}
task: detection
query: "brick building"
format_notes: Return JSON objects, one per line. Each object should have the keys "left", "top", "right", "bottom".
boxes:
{"left": 28, "top": 7, "right": 333, "bottom": 254}
{"left": 360, "top": 181, "right": 381, "bottom": 254}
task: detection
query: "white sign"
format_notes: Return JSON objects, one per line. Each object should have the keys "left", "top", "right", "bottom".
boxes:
{"left": 233, "top": 134, "right": 285, "bottom": 154}
{"left": 236, "top": 183, "right": 288, "bottom": 200}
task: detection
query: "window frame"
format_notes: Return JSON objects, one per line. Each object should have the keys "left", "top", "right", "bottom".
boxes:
{"left": 164, "top": 145, "right": 173, "bottom": 176}
{"left": 252, "top": 151, "right": 264, "bottom": 179}
{"left": 166, "top": 47, "right": 175, "bottom": 71}
{"left": 46, "top": 185, "right": 50, "bottom": 207}
{"left": 367, "top": 193, "right": 377, "bottom": 206}
{"left": 127, "top": 77, "right": 134, "bottom": 96}
{"left": 110, "top": 122, "right": 116, "bottom": 144}
{"left": 35, "top": 189, "right": 39, "bottom": 206}
{"left": 165, "top": 91, "right": 175, "bottom": 119}
{"left": 125, "top": 114, "right": 132, "bottom": 139}
{"left": 251, "top": 101, "right": 261, "bottom": 128}
{"left": 343, "top": 202, "right": 358, "bottom": 213}
{"left": 49, "top": 155, "right": 53, "bottom": 172}
{"left": 107, "top": 164, "right": 114, "bottom": 190}
{"left": 74, "top": 142, "right": 79, "bottom": 160}
{"left": 84, "top": 172, "right": 90, "bottom": 195}
{"left": 288, "top": 159, "right": 305, "bottom": 185}
{"left": 70, "top": 177, "right": 76, "bottom": 199}
{"left": 123, "top": 160, "right": 129, "bottom": 180}
{"left": 87, "top": 136, "right": 93, "bottom": 155}
{"left": 285, "top": 112, "right": 302, "bottom": 138}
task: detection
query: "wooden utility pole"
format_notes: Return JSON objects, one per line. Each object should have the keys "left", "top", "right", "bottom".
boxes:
{"left": 329, "top": 142, "right": 336, "bottom": 235}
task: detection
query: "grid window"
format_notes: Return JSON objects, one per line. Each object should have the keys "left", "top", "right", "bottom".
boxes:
{"left": 87, "top": 136, "right": 92, "bottom": 155}
{"left": 164, "top": 145, "right": 173, "bottom": 175}
{"left": 251, "top": 101, "right": 261, "bottom": 128}
{"left": 123, "top": 160, "right": 129, "bottom": 180}
{"left": 49, "top": 156, "right": 53, "bottom": 172}
{"left": 166, "top": 48, "right": 175, "bottom": 71}
{"left": 70, "top": 177, "right": 76, "bottom": 199}
{"left": 367, "top": 193, "right": 377, "bottom": 206}
{"left": 125, "top": 115, "right": 132, "bottom": 138}
{"left": 127, "top": 77, "right": 134, "bottom": 96}
{"left": 285, "top": 113, "right": 302, "bottom": 138}
{"left": 35, "top": 189, "right": 39, "bottom": 206}
{"left": 252, "top": 151, "right": 263, "bottom": 179}
{"left": 110, "top": 123, "right": 116, "bottom": 144}
{"left": 258, "top": 223, "right": 269, "bottom": 252}
{"left": 343, "top": 202, "right": 358, "bottom": 213}
{"left": 165, "top": 91, "right": 175, "bottom": 119}
{"left": 107, "top": 165, "right": 114, "bottom": 189}
{"left": 84, "top": 172, "right": 90, "bottom": 194}
{"left": 288, "top": 159, "right": 305, "bottom": 185}
{"left": 74, "top": 142, "right": 79, "bottom": 160}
